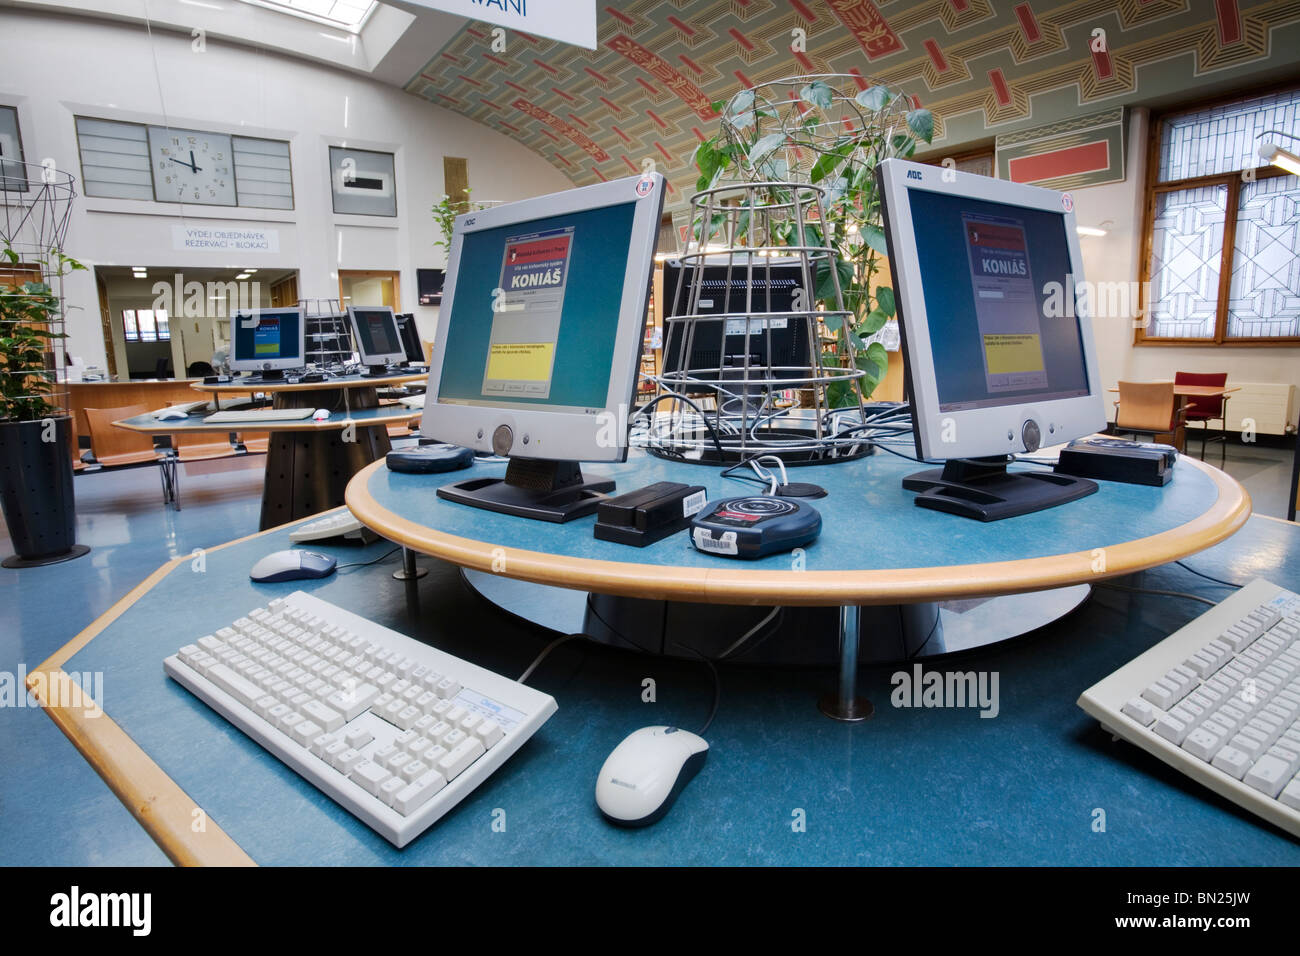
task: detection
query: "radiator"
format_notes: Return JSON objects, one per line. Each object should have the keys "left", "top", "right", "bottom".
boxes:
{"left": 1225, "top": 383, "right": 1296, "bottom": 436}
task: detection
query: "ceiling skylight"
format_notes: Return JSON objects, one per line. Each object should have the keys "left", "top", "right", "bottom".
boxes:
{"left": 239, "top": 0, "right": 378, "bottom": 33}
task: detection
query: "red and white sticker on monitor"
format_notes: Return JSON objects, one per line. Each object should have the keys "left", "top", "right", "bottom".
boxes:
{"left": 635, "top": 175, "right": 655, "bottom": 197}
{"left": 1061, "top": 193, "right": 1074, "bottom": 212}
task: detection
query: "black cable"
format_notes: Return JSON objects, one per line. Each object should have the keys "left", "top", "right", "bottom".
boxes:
{"left": 669, "top": 642, "right": 721, "bottom": 736}
{"left": 335, "top": 545, "right": 401, "bottom": 572}
{"left": 1174, "top": 560, "right": 1244, "bottom": 589}
{"left": 630, "top": 391, "right": 727, "bottom": 460}
{"left": 1093, "top": 582, "right": 1218, "bottom": 607}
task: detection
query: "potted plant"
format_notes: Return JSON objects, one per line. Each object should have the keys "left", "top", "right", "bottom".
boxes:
{"left": 0, "top": 242, "right": 90, "bottom": 567}
{"left": 691, "top": 76, "right": 934, "bottom": 405}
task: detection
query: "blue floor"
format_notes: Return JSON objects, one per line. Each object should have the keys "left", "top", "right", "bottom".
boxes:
{"left": 2, "top": 449, "right": 1298, "bottom": 865}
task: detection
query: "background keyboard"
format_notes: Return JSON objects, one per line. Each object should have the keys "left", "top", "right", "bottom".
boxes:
{"left": 164, "top": 591, "right": 557, "bottom": 847}
{"left": 205, "top": 407, "right": 316, "bottom": 423}
{"left": 1079, "top": 578, "right": 1300, "bottom": 837}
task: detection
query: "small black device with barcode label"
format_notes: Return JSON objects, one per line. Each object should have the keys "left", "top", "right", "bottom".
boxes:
{"left": 690, "top": 496, "right": 821, "bottom": 559}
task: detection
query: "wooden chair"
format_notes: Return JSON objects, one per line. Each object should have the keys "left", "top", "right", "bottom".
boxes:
{"left": 1113, "top": 381, "right": 1188, "bottom": 453}
{"left": 163, "top": 403, "right": 238, "bottom": 463}
{"left": 236, "top": 431, "right": 270, "bottom": 454}
{"left": 85, "top": 405, "right": 176, "bottom": 504}
{"left": 84, "top": 405, "right": 159, "bottom": 467}
{"left": 1174, "top": 371, "right": 1230, "bottom": 465}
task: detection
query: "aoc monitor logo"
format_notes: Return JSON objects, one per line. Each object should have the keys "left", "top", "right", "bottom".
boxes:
{"left": 906, "top": 169, "right": 923, "bottom": 181}
{"left": 50, "top": 887, "right": 151, "bottom": 936}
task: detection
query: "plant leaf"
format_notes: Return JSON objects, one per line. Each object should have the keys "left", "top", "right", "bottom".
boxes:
{"left": 875, "top": 285, "right": 896, "bottom": 318}
{"left": 860, "top": 309, "right": 889, "bottom": 336}
{"left": 855, "top": 86, "right": 893, "bottom": 111}
{"left": 906, "top": 108, "right": 934, "bottom": 143}
{"left": 727, "top": 89, "right": 755, "bottom": 116}
{"left": 861, "top": 223, "right": 889, "bottom": 256}
{"left": 799, "top": 80, "right": 834, "bottom": 111}
{"left": 746, "top": 132, "right": 786, "bottom": 169}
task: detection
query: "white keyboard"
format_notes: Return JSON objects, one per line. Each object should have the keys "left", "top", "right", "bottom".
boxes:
{"left": 1079, "top": 578, "right": 1300, "bottom": 836}
{"left": 290, "top": 511, "right": 377, "bottom": 545}
{"left": 205, "top": 407, "right": 316, "bottom": 424}
{"left": 164, "top": 591, "right": 557, "bottom": 847}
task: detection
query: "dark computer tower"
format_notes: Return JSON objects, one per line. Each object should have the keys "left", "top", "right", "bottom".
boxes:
{"left": 660, "top": 258, "right": 816, "bottom": 385}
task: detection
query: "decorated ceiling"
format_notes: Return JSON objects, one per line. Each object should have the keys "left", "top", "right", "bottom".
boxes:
{"left": 405, "top": 0, "right": 1300, "bottom": 206}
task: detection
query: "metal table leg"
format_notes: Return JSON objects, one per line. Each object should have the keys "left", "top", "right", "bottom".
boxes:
{"left": 393, "top": 546, "right": 427, "bottom": 581}
{"left": 818, "top": 605, "right": 874, "bottom": 722}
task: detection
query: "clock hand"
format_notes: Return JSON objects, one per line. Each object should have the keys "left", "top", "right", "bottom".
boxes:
{"left": 190, "top": 149, "right": 202, "bottom": 173}
{"left": 167, "top": 156, "right": 198, "bottom": 173}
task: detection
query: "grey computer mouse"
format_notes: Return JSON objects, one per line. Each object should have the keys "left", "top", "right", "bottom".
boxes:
{"left": 249, "top": 550, "right": 337, "bottom": 583}
{"left": 595, "top": 726, "right": 708, "bottom": 827}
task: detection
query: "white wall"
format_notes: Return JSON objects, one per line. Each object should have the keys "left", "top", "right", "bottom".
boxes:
{"left": 0, "top": 8, "right": 572, "bottom": 367}
{"left": 1071, "top": 107, "right": 1300, "bottom": 428}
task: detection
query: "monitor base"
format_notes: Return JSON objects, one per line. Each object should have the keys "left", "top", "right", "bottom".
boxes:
{"left": 902, "top": 457, "right": 1098, "bottom": 521}
{"left": 437, "top": 457, "right": 614, "bottom": 523}
{"left": 257, "top": 369, "right": 286, "bottom": 382}
{"left": 361, "top": 365, "right": 390, "bottom": 377}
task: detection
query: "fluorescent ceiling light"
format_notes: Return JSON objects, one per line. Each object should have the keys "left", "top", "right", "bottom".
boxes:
{"left": 1076, "top": 226, "right": 1107, "bottom": 237}
{"left": 244, "top": 268, "right": 258, "bottom": 274}
{"left": 236, "top": 273, "right": 251, "bottom": 280}
{"left": 1259, "top": 141, "right": 1300, "bottom": 176}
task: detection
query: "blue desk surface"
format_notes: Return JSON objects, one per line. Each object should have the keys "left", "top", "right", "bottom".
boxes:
{"left": 351, "top": 450, "right": 1247, "bottom": 607}
{"left": 59, "top": 508, "right": 1300, "bottom": 864}
{"left": 115, "top": 405, "right": 419, "bottom": 434}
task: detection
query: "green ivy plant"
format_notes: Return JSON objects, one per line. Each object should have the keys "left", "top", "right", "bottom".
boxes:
{"left": 691, "top": 79, "right": 933, "bottom": 404}
{"left": 432, "top": 187, "right": 489, "bottom": 258}
{"left": 1, "top": 243, "right": 85, "bottom": 423}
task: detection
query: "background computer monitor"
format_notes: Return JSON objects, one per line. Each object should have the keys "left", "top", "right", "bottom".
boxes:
{"left": 230, "top": 307, "right": 305, "bottom": 381}
{"left": 423, "top": 172, "right": 666, "bottom": 521}
{"left": 877, "top": 157, "right": 1106, "bottom": 519}
{"left": 347, "top": 305, "right": 405, "bottom": 374}
{"left": 394, "top": 313, "right": 426, "bottom": 366}
{"left": 660, "top": 256, "right": 814, "bottom": 387}
{"left": 417, "top": 269, "right": 445, "bottom": 305}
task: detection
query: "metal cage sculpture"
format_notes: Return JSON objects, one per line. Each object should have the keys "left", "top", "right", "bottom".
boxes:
{"left": 639, "top": 75, "right": 916, "bottom": 466}
{"left": 300, "top": 298, "right": 353, "bottom": 370}
{"left": 0, "top": 160, "right": 78, "bottom": 427}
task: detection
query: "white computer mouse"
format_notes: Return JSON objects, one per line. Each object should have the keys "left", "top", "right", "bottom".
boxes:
{"left": 249, "top": 549, "right": 337, "bottom": 583}
{"left": 155, "top": 407, "right": 190, "bottom": 421}
{"left": 595, "top": 726, "right": 708, "bottom": 827}
{"left": 312, "top": 408, "right": 330, "bottom": 421}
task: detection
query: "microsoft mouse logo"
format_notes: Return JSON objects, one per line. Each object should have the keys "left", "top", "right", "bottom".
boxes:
{"left": 906, "top": 170, "right": 923, "bottom": 181}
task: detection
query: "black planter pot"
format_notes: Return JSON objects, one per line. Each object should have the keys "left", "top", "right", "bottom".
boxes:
{"left": 0, "top": 416, "right": 90, "bottom": 568}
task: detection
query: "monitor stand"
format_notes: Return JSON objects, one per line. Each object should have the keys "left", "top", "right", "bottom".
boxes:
{"left": 902, "top": 456, "right": 1097, "bottom": 521}
{"left": 257, "top": 369, "right": 286, "bottom": 382}
{"left": 361, "top": 364, "right": 389, "bottom": 377}
{"left": 437, "top": 457, "right": 614, "bottom": 523}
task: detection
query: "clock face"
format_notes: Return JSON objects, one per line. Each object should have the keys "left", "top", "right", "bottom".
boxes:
{"left": 148, "top": 126, "right": 236, "bottom": 205}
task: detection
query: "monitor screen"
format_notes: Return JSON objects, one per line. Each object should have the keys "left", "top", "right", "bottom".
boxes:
{"left": 350, "top": 307, "right": 403, "bottom": 363}
{"left": 435, "top": 202, "right": 638, "bottom": 415}
{"left": 417, "top": 269, "right": 445, "bottom": 305}
{"left": 232, "top": 309, "right": 302, "bottom": 365}
{"left": 905, "top": 189, "right": 1090, "bottom": 413}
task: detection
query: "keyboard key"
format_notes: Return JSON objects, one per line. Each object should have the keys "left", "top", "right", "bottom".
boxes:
{"left": 393, "top": 770, "right": 447, "bottom": 815}
{"left": 1211, "top": 745, "right": 1252, "bottom": 780}
{"left": 1243, "top": 755, "right": 1291, "bottom": 797}
{"left": 327, "top": 683, "right": 380, "bottom": 721}
{"left": 436, "top": 737, "right": 486, "bottom": 781}
{"left": 1182, "top": 726, "right": 1225, "bottom": 762}
{"left": 349, "top": 760, "right": 391, "bottom": 796}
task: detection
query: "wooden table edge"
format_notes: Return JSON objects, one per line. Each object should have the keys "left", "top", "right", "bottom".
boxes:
{"left": 29, "top": 509, "right": 351, "bottom": 866}
{"left": 343, "top": 456, "right": 1252, "bottom": 606}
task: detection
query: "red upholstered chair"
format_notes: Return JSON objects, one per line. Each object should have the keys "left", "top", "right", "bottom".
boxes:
{"left": 1174, "top": 371, "right": 1229, "bottom": 465}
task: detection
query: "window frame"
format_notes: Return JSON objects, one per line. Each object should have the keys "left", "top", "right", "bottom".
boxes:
{"left": 1137, "top": 83, "right": 1300, "bottom": 347}
{"left": 121, "top": 308, "right": 171, "bottom": 344}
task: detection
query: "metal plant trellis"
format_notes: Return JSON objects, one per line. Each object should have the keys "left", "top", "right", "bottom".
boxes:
{"left": 1, "top": 160, "right": 79, "bottom": 425}
{"left": 638, "top": 75, "right": 925, "bottom": 466}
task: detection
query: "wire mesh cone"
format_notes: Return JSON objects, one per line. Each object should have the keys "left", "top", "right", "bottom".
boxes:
{"left": 639, "top": 177, "right": 872, "bottom": 466}
{"left": 1, "top": 161, "right": 79, "bottom": 423}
